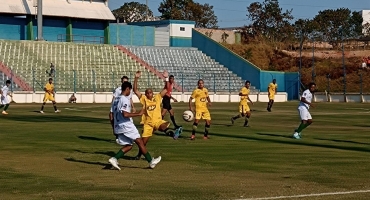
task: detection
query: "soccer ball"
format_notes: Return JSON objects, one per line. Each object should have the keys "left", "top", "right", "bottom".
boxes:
{"left": 182, "top": 110, "right": 194, "bottom": 122}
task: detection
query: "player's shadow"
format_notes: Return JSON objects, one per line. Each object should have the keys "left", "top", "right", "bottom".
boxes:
{"left": 255, "top": 132, "right": 293, "bottom": 139}
{"left": 313, "top": 138, "right": 369, "bottom": 146}
{"left": 78, "top": 136, "right": 114, "bottom": 143}
{"left": 7, "top": 114, "right": 108, "bottom": 124}
{"left": 74, "top": 149, "right": 139, "bottom": 160}
{"left": 64, "top": 157, "right": 145, "bottom": 169}
{"left": 352, "top": 124, "right": 370, "bottom": 128}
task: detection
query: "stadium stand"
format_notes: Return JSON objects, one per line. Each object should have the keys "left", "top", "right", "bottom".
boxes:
{"left": 125, "top": 46, "right": 251, "bottom": 92}
{"left": 0, "top": 40, "right": 164, "bottom": 92}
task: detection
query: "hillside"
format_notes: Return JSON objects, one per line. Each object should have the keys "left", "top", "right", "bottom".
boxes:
{"left": 224, "top": 43, "right": 370, "bottom": 93}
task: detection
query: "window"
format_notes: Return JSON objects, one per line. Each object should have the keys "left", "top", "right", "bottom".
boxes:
{"left": 180, "top": 27, "right": 185, "bottom": 31}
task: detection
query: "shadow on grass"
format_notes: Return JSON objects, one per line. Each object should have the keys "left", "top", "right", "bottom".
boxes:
{"left": 74, "top": 150, "right": 139, "bottom": 161}
{"left": 5, "top": 114, "right": 108, "bottom": 124}
{"left": 64, "top": 158, "right": 146, "bottom": 170}
{"left": 209, "top": 132, "right": 370, "bottom": 153}
{"left": 353, "top": 124, "right": 370, "bottom": 128}
{"left": 78, "top": 136, "right": 114, "bottom": 143}
{"left": 314, "top": 138, "right": 370, "bottom": 146}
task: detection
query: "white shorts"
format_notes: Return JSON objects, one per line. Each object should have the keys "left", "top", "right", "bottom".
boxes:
{"left": 115, "top": 128, "right": 141, "bottom": 146}
{"left": 1, "top": 96, "right": 9, "bottom": 105}
{"left": 298, "top": 107, "right": 312, "bottom": 121}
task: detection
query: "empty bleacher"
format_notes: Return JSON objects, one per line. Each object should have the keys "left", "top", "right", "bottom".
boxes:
{"left": 0, "top": 71, "right": 20, "bottom": 91}
{"left": 0, "top": 40, "right": 163, "bottom": 92}
{"left": 126, "top": 46, "right": 249, "bottom": 92}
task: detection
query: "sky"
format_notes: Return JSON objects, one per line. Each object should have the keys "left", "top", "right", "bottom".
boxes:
{"left": 108, "top": 0, "right": 370, "bottom": 28}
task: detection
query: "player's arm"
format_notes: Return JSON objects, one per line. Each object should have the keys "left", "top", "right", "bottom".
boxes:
{"left": 122, "top": 109, "right": 144, "bottom": 118}
{"left": 206, "top": 96, "right": 212, "bottom": 106}
{"left": 133, "top": 71, "right": 143, "bottom": 99}
{"left": 239, "top": 91, "right": 248, "bottom": 96}
{"left": 188, "top": 97, "right": 194, "bottom": 111}
{"left": 160, "top": 71, "right": 169, "bottom": 97}
{"left": 300, "top": 96, "right": 314, "bottom": 107}
{"left": 170, "top": 96, "right": 178, "bottom": 102}
{"left": 247, "top": 97, "right": 254, "bottom": 105}
{"left": 109, "top": 112, "right": 114, "bottom": 129}
{"left": 267, "top": 86, "right": 270, "bottom": 96}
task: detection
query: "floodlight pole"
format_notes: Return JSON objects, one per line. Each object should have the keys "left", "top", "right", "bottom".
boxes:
{"left": 340, "top": 28, "right": 346, "bottom": 95}
{"left": 311, "top": 36, "right": 315, "bottom": 82}
{"left": 37, "top": 0, "right": 43, "bottom": 41}
{"left": 146, "top": 0, "right": 149, "bottom": 21}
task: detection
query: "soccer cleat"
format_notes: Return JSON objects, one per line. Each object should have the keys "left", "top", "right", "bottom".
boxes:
{"left": 173, "top": 127, "right": 183, "bottom": 140}
{"left": 190, "top": 135, "right": 195, "bottom": 140}
{"left": 293, "top": 132, "right": 301, "bottom": 139}
{"left": 2, "top": 111, "right": 8, "bottom": 115}
{"left": 203, "top": 136, "right": 209, "bottom": 140}
{"left": 109, "top": 157, "right": 121, "bottom": 170}
{"left": 40, "top": 111, "right": 44, "bottom": 114}
{"left": 149, "top": 156, "right": 162, "bottom": 169}
{"left": 231, "top": 117, "right": 235, "bottom": 125}
{"left": 55, "top": 110, "right": 61, "bottom": 113}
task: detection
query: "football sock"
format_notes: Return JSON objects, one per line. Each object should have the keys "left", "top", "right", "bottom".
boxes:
{"left": 232, "top": 114, "right": 241, "bottom": 120}
{"left": 244, "top": 117, "right": 249, "bottom": 126}
{"left": 53, "top": 105, "right": 58, "bottom": 111}
{"left": 192, "top": 123, "right": 198, "bottom": 135}
{"left": 0, "top": 105, "right": 4, "bottom": 109}
{"left": 144, "top": 152, "right": 153, "bottom": 163}
{"left": 162, "top": 115, "right": 164, "bottom": 120}
{"left": 41, "top": 105, "right": 44, "bottom": 111}
{"left": 296, "top": 123, "right": 307, "bottom": 133}
{"left": 136, "top": 151, "right": 142, "bottom": 159}
{"left": 204, "top": 124, "right": 210, "bottom": 137}
{"left": 170, "top": 115, "right": 178, "bottom": 127}
{"left": 4, "top": 104, "right": 9, "bottom": 111}
{"left": 114, "top": 149, "right": 125, "bottom": 160}
{"left": 303, "top": 123, "right": 310, "bottom": 129}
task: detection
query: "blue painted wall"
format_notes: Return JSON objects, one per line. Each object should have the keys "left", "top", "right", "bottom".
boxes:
{"left": 170, "top": 37, "right": 191, "bottom": 47}
{"left": 192, "top": 29, "right": 300, "bottom": 100}
{"left": 33, "top": 18, "right": 66, "bottom": 41}
{"left": 110, "top": 24, "right": 154, "bottom": 46}
{"left": 0, "top": 15, "right": 26, "bottom": 40}
{"left": 72, "top": 20, "right": 105, "bottom": 43}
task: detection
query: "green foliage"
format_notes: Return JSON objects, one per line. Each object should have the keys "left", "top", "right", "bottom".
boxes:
{"left": 158, "top": 0, "right": 218, "bottom": 28}
{"left": 112, "top": 1, "right": 154, "bottom": 23}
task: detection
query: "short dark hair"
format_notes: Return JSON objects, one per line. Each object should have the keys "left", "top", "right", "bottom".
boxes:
{"left": 308, "top": 82, "right": 316, "bottom": 88}
{"left": 121, "top": 76, "right": 129, "bottom": 80}
{"left": 121, "top": 81, "right": 132, "bottom": 91}
{"left": 245, "top": 80, "right": 250, "bottom": 84}
{"left": 169, "top": 75, "right": 174, "bottom": 79}
{"left": 6, "top": 80, "right": 11, "bottom": 84}
{"left": 198, "top": 79, "right": 204, "bottom": 84}
{"left": 49, "top": 78, "right": 53, "bottom": 81}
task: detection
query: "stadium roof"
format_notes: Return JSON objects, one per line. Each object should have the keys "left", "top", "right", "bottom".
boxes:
{"left": 1, "top": 0, "right": 115, "bottom": 20}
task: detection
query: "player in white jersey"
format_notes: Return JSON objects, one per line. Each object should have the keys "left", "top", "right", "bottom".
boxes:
{"left": 0, "top": 80, "right": 12, "bottom": 115}
{"left": 108, "top": 81, "right": 161, "bottom": 170}
{"left": 293, "top": 82, "right": 316, "bottom": 139}
{"left": 112, "top": 76, "right": 136, "bottom": 140}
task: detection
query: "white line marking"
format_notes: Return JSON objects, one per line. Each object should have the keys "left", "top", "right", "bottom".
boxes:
{"left": 236, "top": 189, "right": 370, "bottom": 200}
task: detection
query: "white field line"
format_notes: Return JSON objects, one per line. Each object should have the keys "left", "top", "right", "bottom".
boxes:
{"left": 236, "top": 189, "right": 370, "bottom": 200}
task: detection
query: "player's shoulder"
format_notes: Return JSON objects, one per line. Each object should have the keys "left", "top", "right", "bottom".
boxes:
{"left": 268, "top": 83, "right": 273, "bottom": 86}
{"left": 203, "top": 88, "right": 208, "bottom": 92}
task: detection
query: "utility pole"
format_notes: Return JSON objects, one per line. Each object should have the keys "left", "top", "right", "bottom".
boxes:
{"left": 146, "top": 0, "right": 149, "bottom": 21}
{"left": 37, "top": 0, "right": 43, "bottom": 41}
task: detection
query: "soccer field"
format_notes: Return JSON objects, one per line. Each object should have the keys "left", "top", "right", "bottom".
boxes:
{"left": 0, "top": 102, "right": 369, "bottom": 200}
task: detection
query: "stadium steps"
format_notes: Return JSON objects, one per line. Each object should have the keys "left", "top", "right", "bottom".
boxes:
{"left": 0, "top": 61, "right": 32, "bottom": 91}
{"left": 125, "top": 46, "right": 248, "bottom": 92}
{"left": 0, "top": 40, "right": 164, "bottom": 92}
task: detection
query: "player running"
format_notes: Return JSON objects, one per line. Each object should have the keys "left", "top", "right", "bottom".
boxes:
{"left": 293, "top": 82, "right": 316, "bottom": 139}
{"left": 231, "top": 80, "right": 254, "bottom": 127}
{"left": 108, "top": 81, "right": 161, "bottom": 170}
{"left": 161, "top": 75, "right": 181, "bottom": 129}
{"left": 189, "top": 79, "right": 212, "bottom": 140}
{"left": 0, "top": 80, "right": 12, "bottom": 115}
{"left": 40, "top": 78, "right": 60, "bottom": 114}
{"left": 133, "top": 70, "right": 182, "bottom": 159}
{"left": 267, "top": 79, "right": 277, "bottom": 112}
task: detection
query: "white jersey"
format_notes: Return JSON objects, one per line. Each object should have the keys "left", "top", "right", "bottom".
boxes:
{"left": 299, "top": 89, "right": 313, "bottom": 109}
{"left": 111, "top": 95, "right": 135, "bottom": 134}
{"left": 1, "top": 85, "right": 9, "bottom": 97}
{"left": 113, "top": 87, "right": 133, "bottom": 100}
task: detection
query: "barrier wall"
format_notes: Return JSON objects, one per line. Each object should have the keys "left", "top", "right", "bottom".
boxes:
{"left": 0, "top": 15, "right": 26, "bottom": 40}
{"left": 11, "top": 92, "right": 288, "bottom": 103}
{"left": 314, "top": 94, "right": 370, "bottom": 103}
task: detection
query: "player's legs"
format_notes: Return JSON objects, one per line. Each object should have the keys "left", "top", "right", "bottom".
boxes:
{"left": 1, "top": 97, "right": 9, "bottom": 114}
{"left": 294, "top": 108, "right": 312, "bottom": 139}
{"left": 40, "top": 102, "right": 46, "bottom": 113}
{"left": 109, "top": 134, "right": 135, "bottom": 170}
{"left": 204, "top": 119, "right": 211, "bottom": 139}
{"left": 244, "top": 111, "right": 251, "bottom": 127}
{"left": 161, "top": 108, "right": 168, "bottom": 119}
{"left": 52, "top": 101, "right": 60, "bottom": 112}
{"left": 168, "top": 109, "right": 181, "bottom": 129}
{"left": 231, "top": 105, "right": 245, "bottom": 124}
{"left": 191, "top": 118, "right": 200, "bottom": 140}
{"left": 135, "top": 124, "right": 153, "bottom": 159}
{"left": 135, "top": 137, "right": 161, "bottom": 169}
{"left": 267, "top": 98, "right": 274, "bottom": 112}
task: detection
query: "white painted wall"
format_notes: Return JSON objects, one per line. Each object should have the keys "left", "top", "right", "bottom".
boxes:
{"left": 314, "top": 94, "right": 370, "bottom": 103}
{"left": 170, "top": 24, "right": 194, "bottom": 38}
{"left": 11, "top": 92, "right": 288, "bottom": 103}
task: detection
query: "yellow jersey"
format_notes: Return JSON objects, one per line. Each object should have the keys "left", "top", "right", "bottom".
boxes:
{"left": 140, "top": 93, "right": 162, "bottom": 123}
{"left": 45, "top": 83, "right": 54, "bottom": 93}
{"left": 191, "top": 88, "right": 209, "bottom": 110}
{"left": 268, "top": 83, "right": 277, "bottom": 95}
{"left": 239, "top": 87, "right": 250, "bottom": 105}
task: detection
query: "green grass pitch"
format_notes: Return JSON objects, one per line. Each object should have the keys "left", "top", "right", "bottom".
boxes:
{"left": 0, "top": 102, "right": 369, "bottom": 200}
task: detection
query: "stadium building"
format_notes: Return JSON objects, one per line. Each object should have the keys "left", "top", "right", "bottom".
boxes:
{"left": 0, "top": 0, "right": 299, "bottom": 103}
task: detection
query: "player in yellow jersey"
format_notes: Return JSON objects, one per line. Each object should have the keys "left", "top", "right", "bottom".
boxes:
{"left": 231, "top": 80, "right": 254, "bottom": 127}
{"left": 40, "top": 78, "right": 60, "bottom": 114}
{"left": 133, "top": 70, "right": 183, "bottom": 159}
{"left": 267, "top": 79, "right": 277, "bottom": 112}
{"left": 189, "top": 79, "right": 212, "bottom": 140}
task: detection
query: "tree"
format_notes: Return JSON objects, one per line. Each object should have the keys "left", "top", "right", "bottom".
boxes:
{"left": 348, "top": 11, "right": 363, "bottom": 38}
{"left": 158, "top": 0, "right": 218, "bottom": 28}
{"left": 246, "top": 0, "right": 294, "bottom": 42}
{"left": 112, "top": 2, "right": 154, "bottom": 23}
{"left": 293, "top": 19, "right": 319, "bottom": 43}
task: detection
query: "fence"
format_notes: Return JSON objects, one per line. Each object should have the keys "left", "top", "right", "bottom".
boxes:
{"left": 57, "top": 34, "right": 105, "bottom": 44}
{"left": 8, "top": 70, "right": 258, "bottom": 94}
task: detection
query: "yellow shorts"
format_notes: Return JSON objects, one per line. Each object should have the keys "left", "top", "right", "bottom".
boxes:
{"left": 195, "top": 109, "right": 211, "bottom": 120}
{"left": 269, "top": 95, "right": 275, "bottom": 100}
{"left": 239, "top": 104, "right": 250, "bottom": 114}
{"left": 140, "top": 115, "right": 145, "bottom": 125}
{"left": 142, "top": 120, "right": 169, "bottom": 138}
{"left": 43, "top": 93, "right": 55, "bottom": 102}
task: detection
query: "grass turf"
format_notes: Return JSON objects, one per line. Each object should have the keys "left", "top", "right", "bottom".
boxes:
{"left": 0, "top": 102, "right": 369, "bottom": 200}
